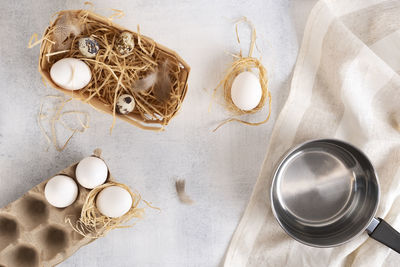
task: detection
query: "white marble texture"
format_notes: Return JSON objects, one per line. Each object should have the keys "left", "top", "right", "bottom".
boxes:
{"left": 0, "top": 0, "right": 316, "bottom": 266}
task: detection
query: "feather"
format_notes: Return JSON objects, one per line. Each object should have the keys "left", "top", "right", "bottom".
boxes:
{"left": 389, "top": 112, "right": 400, "bottom": 132}
{"left": 53, "top": 12, "right": 82, "bottom": 51}
{"left": 154, "top": 60, "right": 172, "bottom": 102}
{"left": 132, "top": 72, "right": 157, "bottom": 92}
{"left": 175, "top": 179, "right": 194, "bottom": 205}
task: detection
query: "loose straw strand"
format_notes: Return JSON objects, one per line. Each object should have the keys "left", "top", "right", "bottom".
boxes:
{"left": 235, "top": 17, "right": 257, "bottom": 58}
{"left": 38, "top": 96, "right": 90, "bottom": 152}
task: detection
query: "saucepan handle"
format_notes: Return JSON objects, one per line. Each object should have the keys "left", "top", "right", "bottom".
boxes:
{"left": 368, "top": 217, "right": 400, "bottom": 254}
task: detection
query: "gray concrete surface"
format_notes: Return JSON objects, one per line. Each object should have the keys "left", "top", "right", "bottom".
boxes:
{"left": 0, "top": 0, "right": 316, "bottom": 266}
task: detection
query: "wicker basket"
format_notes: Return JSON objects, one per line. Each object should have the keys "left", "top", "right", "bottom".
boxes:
{"left": 38, "top": 10, "right": 190, "bottom": 131}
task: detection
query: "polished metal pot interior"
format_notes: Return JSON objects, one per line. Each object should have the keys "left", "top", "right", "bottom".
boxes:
{"left": 271, "top": 139, "right": 380, "bottom": 247}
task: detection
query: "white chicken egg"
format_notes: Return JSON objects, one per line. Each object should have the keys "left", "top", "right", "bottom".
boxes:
{"left": 230, "top": 71, "right": 262, "bottom": 111}
{"left": 44, "top": 175, "right": 78, "bottom": 208}
{"left": 96, "top": 186, "right": 133, "bottom": 218}
{"left": 75, "top": 156, "right": 108, "bottom": 189}
{"left": 50, "top": 58, "right": 92, "bottom": 90}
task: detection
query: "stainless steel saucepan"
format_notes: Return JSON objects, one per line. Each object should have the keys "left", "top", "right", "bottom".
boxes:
{"left": 271, "top": 139, "right": 400, "bottom": 253}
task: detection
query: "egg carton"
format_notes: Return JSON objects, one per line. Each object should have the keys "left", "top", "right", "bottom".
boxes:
{"left": 0, "top": 150, "right": 113, "bottom": 267}
{"left": 38, "top": 9, "right": 191, "bottom": 131}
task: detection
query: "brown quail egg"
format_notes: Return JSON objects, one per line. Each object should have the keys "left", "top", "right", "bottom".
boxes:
{"left": 78, "top": 37, "right": 100, "bottom": 58}
{"left": 116, "top": 32, "right": 135, "bottom": 55}
{"left": 116, "top": 94, "right": 135, "bottom": 114}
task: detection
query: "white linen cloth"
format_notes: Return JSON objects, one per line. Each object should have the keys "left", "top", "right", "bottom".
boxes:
{"left": 224, "top": 0, "right": 400, "bottom": 266}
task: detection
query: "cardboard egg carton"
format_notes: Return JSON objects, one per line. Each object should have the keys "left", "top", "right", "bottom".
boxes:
{"left": 0, "top": 151, "right": 112, "bottom": 267}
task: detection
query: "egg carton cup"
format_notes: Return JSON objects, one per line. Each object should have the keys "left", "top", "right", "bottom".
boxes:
{"left": 0, "top": 150, "right": 113, "bottom": 267}
{"left": 38, "top": 9, "right": 191, "bottom": 131}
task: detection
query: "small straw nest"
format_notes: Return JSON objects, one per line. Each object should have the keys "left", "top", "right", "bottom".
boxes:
{"left": 67, "top": 182, "right": 146, "bottom": 238}
{"left": 212, "top": 17, "right": 271, "bottom": 131}
{"left": 34, "top": 9, "right": 190, "bottom": 132}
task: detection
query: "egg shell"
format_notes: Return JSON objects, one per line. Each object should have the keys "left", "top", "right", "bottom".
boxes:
{"left": 44, "top": 175, "right": 78, "bottom": 208}
{"left": 96, "top": 186, "right": 133, "bottom": 218}
{"left": 78, "top": 37, "right": 100, "bottom": 58}
{"left": 230, "top": 71, "right": 262, "bottom": 111}
{"left": 75, "top": 156, "right": 108, "bottom": 189}
{"left": 116, "top": 94, "right": 135, "bottom": 114}
{"left": 50, "top": 58, "right": 92, "bottom": 90}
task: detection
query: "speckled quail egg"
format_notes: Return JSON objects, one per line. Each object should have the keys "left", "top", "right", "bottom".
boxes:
{"left": 116, "top": 94, "right": 135, "bottom": 114}
{"left": 116, "top": 32, "right": 135, "bottom": 55}
{"left": 78, "top": 37, "right": 100, "bottom": 58}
